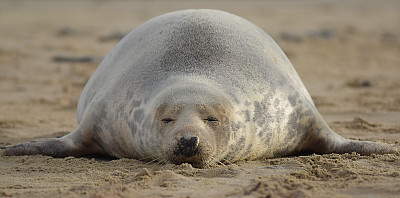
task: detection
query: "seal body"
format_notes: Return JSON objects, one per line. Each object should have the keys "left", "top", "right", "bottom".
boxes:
{"left": 4, "top": 9, "right": 396, "bottom": 167}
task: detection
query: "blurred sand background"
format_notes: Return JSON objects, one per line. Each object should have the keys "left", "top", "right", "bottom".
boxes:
{"left": 0, "top": 0, "right": 399, "bottom": 197}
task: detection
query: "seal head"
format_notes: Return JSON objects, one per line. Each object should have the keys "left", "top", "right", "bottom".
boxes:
{"left": 147, "top": 80, "right": 234, "bottom": 167}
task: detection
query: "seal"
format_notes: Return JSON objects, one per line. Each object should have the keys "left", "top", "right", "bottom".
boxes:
{"left": 3, "top": 9, "right": 397, "bottom": 167}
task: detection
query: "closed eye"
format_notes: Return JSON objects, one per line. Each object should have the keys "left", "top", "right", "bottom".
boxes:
{"left": 161, "top": 118, "right": 174, "bottom": 123}
{"left": 204, "top": 116, "right": 219, "bottom": 123}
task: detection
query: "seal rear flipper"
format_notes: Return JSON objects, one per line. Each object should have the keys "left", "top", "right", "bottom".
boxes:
{"left": 303, "top": 126, "right": 398, "bottom": 155}
{"left": 3, "top": 128, "right": 104, "bottom": 157}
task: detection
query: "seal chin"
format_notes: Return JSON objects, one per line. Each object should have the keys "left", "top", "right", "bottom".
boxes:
{"left": 168, "top": 153, "right": 210, "bottom": 168}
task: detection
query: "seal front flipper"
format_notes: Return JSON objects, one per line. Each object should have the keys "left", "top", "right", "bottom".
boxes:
{"left": 301, "top": 117, "right": 398, "bottom": 155}
{"left": 3, "top": 126, "right": 105, "bottom": 157}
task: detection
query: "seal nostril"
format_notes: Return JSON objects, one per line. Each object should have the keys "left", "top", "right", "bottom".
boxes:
{"left": 189, "top": 136, "right": 199, "bottom": 149}
{"left": 176, "top": 136, "right": 200, "bottom": 157}
{"left": 179, "top": 136, "right": 199, "bottom": 149}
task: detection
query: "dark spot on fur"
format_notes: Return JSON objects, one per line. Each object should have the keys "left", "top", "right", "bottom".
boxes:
{"left": 134, "top": 109, "right": 145, "bottom": 123}
{"left": 225, "top": 136, "right": 246, "bottom": 161}
{"left": 253, "top": 95, "right": 277, "bottom": 136}
{"left": 131, "top": 100, "right": 141, "bottom": 107}
{"left": 144, "top": 96, "right": 151, "bottom": 104}
{"left": 279, "top": 105, "right": 316, "bottom": 156}
{"left": 274, "top": 98, "right": 280, "bottom": 106}
{"left": 253, "top": 101, "right": 266, "bottom": 126}
{"left": 242, "top": 143, "right": 253, "bottom": 157}
{"left": 245, "top": 110, "right": 250, "bottom": 122}
{"left": 93, "top": 124, "right": 102, "bottom": 135}
{"left": 257, "top": 129, "right": 264, "bottom": 138}
{"left": 128, "top": 122, "right": 137, "bottom": 136}
{"left": 288, "top": 93, "right": 297, "bottom": 107}
{"left": 236, "top": 136, "right": 246, "bottom": 150}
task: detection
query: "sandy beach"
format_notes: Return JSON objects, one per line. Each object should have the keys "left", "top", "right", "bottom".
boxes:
{"left": 0, "top": 0, "right": 399, "bottom": 197}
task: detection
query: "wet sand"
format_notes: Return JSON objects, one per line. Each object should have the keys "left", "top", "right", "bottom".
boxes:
{"left": 0, "top": 0, "right": 399, "bottom": 197}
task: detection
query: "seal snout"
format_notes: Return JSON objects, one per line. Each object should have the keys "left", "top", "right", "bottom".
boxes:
{"left": 174, "top": 136, "right": 200, "bottom": 157}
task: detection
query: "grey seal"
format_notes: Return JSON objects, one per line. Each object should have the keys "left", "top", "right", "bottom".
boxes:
{"left": 3, "top": 9, "right": 397, "bottom": 167}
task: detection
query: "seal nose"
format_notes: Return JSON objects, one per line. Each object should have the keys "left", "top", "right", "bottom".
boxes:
{"left": 175, "top": 136, "right": 199, "bottom": 157}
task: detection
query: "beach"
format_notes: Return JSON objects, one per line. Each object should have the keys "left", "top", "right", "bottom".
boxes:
{"left": 0, "top": 0, "right": 399, "bottom": 197}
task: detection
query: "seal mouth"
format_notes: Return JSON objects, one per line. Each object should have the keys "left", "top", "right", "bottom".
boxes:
{"left": 168, "top": 152, "right": 209, "bottom": 168}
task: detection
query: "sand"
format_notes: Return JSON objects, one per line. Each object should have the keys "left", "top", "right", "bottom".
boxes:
{"left": 0, "top": 0, "right": 399, "bottom": 197}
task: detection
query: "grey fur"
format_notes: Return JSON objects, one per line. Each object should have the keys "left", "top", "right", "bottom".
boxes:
{"left": 3, "top": 9, "right": 397, "bottom": 167}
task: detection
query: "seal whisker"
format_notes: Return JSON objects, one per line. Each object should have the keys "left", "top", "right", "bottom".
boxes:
{"left": 138, "top": 155, "right": 155, "bottom": 161}
{"left": 144, "top": 159, "right": 159, "bottom": 165}
{"left": 137, "top": 154, "right": 158, "bottom": 163}
{"left": 138, "top": 153, "right": 168, "bottom": 166}
{"left": 141, "top": 155, "right": 158, "bottom": 161}
{"left": 215, "top": 160, "right": 228, "bottom": 167}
